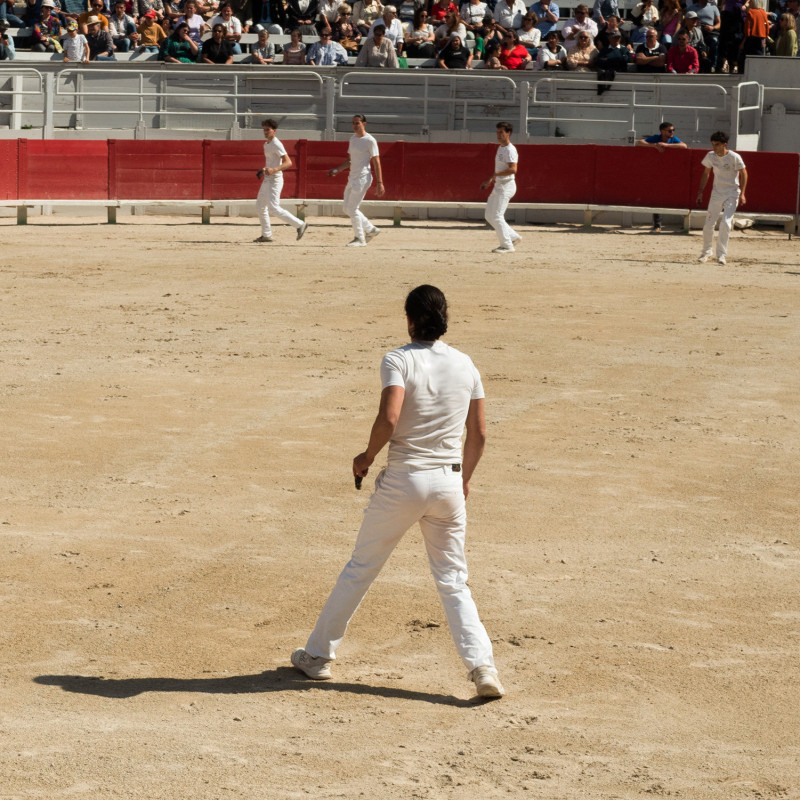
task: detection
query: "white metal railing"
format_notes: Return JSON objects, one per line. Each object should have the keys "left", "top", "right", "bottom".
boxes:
{"left": 529, "top": 77, "right": 730, "bottom": 139}
{"left": 53, "top": 68, "right": 330, "bottom": 130}
{"left": 0, "top": 68, "right": 45, "bottom": 129}
{"left": 338, "top": 71, "right": 520, "bottom": 133}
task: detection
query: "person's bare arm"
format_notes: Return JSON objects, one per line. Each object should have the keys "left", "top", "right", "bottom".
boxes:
{"left": 738, "top": 167, "right": 747, "bottom": 206}
{"left": 328, "top": 155, "right": 351, "bottom": 176}
{"left": 696, "top": 165, "right": 712, "bottom": 206}
{"left": 461, "top": 398, "right": 486, "bottom": 499}
{"left": 266, "top": 153, "right": 292, "bottom": 176}
{"left": 353, "top": 385, "right": 405, "bottom": 479}
{"left": 371, "top": 154, "right": 385, "bottom": 196}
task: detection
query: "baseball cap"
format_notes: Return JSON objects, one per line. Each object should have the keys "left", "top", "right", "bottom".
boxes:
{"left": 144, "top": 9, "right": 157, "bottom": 17}
{"left": 685, "top": 10, "right": 698, "bottom": 17}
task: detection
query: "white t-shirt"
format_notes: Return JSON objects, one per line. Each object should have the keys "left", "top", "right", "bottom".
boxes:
{"left": 461, "top": 1, "right": 488, "bottom": 25}
{"left": 348, "top": 132, "right": 379, "bottom": 180}
{"left": 211, "top": 13, "right": 243, "bottom": 34}
{"left": 381, "top": 340, "right": 484, "bottom": 468}
{"left": 62, "top": 32, "right": 88, "bottom": 61}
{"left": 264, "top": 136, "right": 288, "bottom": 172}
{"left": 495, "top": 142, "right": 518, "bottom": 183}
{"left": 701, "top": 149, "right": 746, "bottom": 195}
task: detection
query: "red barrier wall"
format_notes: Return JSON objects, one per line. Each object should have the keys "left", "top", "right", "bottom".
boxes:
{"left": 0, "top": 140, "right": 17, "bottom": 200}
{"left": 7, "top": 139, "right": 800, "bottom": 217}
{"left": 109, "top": 140, "right": 204, "bottom": 199}
{"left": 18, "top": 140, "right": 109, "bottom": 199}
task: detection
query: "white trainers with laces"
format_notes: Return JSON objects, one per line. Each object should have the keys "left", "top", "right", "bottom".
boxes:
{"left": 698, "top": 253, "right": 710, "bottom": 263}
{"left": 470, "top": 666, "right": 505, "bottom": 698}
{"left": 365, "top": 228, "right": 381, "bottom": 242}
{"left": 291, "top": 648, "right": 332, "bottom": 680}
{"left": 296, "top": 222, "right": 308, "bottom": 241}
{"left": 347, "top": 238, "right": 366, "bottom": 247}
{"left": 492, "top": 245, "right": 515, "bottom": 254}
{"left": 254, "top": 235, "right": 273, "bottom": 243}
{"left": 717, "top": 255, "right": 726, "bottom": 265}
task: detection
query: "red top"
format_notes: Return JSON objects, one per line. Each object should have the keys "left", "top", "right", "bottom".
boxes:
{"left": 666, "top": 44, "right": 699, "bottom": 73}
{"left": 429, "top": 0, "right": 457, "bottom": 22}
{"left": 499, "top": 44, "right": 529, "bottom": 69}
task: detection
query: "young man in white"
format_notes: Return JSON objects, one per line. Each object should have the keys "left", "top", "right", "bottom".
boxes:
{"left": 290, "top": 285, "right": 504, "bottom": 699}
{"left": 481, "top": 120, "right": 521, "bottom": 254}
{"left": 328, "top": 114, "right": 384, "bottom": 247}
{"left": 254, "top": 118, "right": 308, "bottom": 244}
{"left": 696, "top": 130, "right": 747, "bottom": 266}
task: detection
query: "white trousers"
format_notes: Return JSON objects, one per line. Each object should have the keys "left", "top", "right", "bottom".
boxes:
{"left": 305, "top": 465, "right": 496, "bottom": 673}
{"left": 256, "top": 175, "right": 303, "bottom": 237}
{"left": 485, "top": 178, "right": 518, "bottom": 248}
{"left": 702, "top": 190, "right": 739, "bottom": 258}
{"left": 342, "top": 173, "right": 377, "bottom": 241}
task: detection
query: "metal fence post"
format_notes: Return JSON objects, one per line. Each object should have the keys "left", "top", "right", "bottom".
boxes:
{"left": 519, "top": 81, "right": 529, "bottom": 139}
{"left": 43, "top": 72, "right": 54, "bottom": 138}
{"left": 324, "top": 77, "right": 335, "bottom": 140}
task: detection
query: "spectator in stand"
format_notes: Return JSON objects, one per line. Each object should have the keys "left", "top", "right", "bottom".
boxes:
{"left": 687, "top": 0, "right": 719, "bottom": 69}
{"left": 738, "top": 0, "right": 769, "bottom": 71}
{"left": 498, "top": 27, "right": 531, "bottom": 65}
{"left": 253, "top": 0, "right": 286, "bottom": 33}
{"left": 657, "top": 0, "right": 682, "bottom": 45}
{"left": 404, "top": 6, "right": 435, "bottom": 56}
{"left": 355, "top": 21, "right": 398, "bottom": 62}
{"left": 61, "top": 18, "right": 89, "bottom": 59}
{"left": 517, "top": 12, "right": 540, "bottom": 51}
{"left": 679, "top": 11, "right": 710, "bottom": 69}
{"left": 317, "top": 0, "right": 342, "bottom": 30}
{"left": 717, "top": 0, "right": 744, "bottom": 73}
{"left": 0, "top": 20, "right": 16, "bottom": 60}
{"left": 137, "top": 9, "right": 166, "bottom": 50}
{"left": 306, "top": 20, "right": 349, "bottom": 60}
{"left": 108, "top": 0, "right": 138, "bottom": 50}
{"left": 177, "top": 0, "right": 207, "bottom": 47}
{"left": 429, "top": 0, "right": 456, "bottom": 26}
{"left": 79, "top": 0, "right": 110, "bottom": 33}
{"left": 368, "top": 4, "right": 403, "bottom": 50}
{"left": 595, "top": 13, "right": 628, "bottom": 48}
{"left": 565, "top": 28, "right": 597, "bottom": 66}
{"left": 352, "top": 0, "right": 383, "bottom": 35}
{"left": 493, "top": 0, "right": 526, "bottom": 33}
{"left": 631, "top": 0, "right": 658, "bottom": 28}
{"left": 34, "top": 1, "right": 64, "bottom": 53}
{"left": 395, "top": 0, "right": 419, "bottom": 26}
{"left": 138, "top": 0, "right": 166, "bottom": 27}
{"left": 476, "top": 14, "right": 502, "bottom": 54}
{"left": 636, "top": 122, "right": 687, "bottom": 232}
{"left": 1, "top": 0, "right": 24, "bottom": 28}
{"left": 434, "top": 6, "right": 466, "bottom": 47}
{"left": 245, "top": 25, "right": 275, "bottom": 59}
{"left": 535, "top": 26, "right": 565, "bottom": 66}
{"left": 530, "top": 0, "right": 558, "bottom": 36}
{"left": 282, "top": 27, "right": 307, "bottom": 60}
{"left": 773, "top": 12, "right": 797, "bottom": 55}
{"left": 562, "top": 3, "right": 597, "bottom": 50}
{"left": 284, "top": 0, "right": 319, "bottom": 34}
{"left": 483, "top": 40, "right": 502, "bottom": 65}
{"left": 596, "top": 26, "right": 629, "bottom": 71}
{"left": 437, "top": 31, "right": 472, "bottom": 63}
{"left": 667, "top": 29, "right": 699, "bottom": 71}
{"left": 331, "top": 3, "right": 361, "bottom": 52}
{"left": 210, "top": 2, "right": 244, "bottom": 52}
{"left": 592, "top": 0, "right": 617, "bottom": 29}
{"left": 86, "top": 15, "right": 116, "bottom": 57}
{"left": 461, "top": 0, "right": 487, "bottom": 38}
{"left": 635, "top": 26, "right": 666, "bottom": 70}
{"left": 162, "top": 0, "right": 183, "bottom": 28}
{"left": 202, "top": 20, "right": 234, "bottom": 59}
{"left": 159, "top": 19, "right": 198, "bottom": 58}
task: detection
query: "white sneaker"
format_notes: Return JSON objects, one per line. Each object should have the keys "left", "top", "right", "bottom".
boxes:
{"left": 347, "top": 238, "right": 366, "bottom": 247}
{"left": 291, "top": 648, "right": 332, "bottom": 680}
{"left": 717, "top": 255, "right": 726, "bottom": 265}
{"left": 470, "top": 666, "right": 505, "bottom": 698}
{"left": 365, "top": 227, "right": 381, "bottom": 242}
{"left": 492, "top": 245, "right": 515, "bottom": 254}
{"left": 254, "top": 235, "right": 273, "bottom": 243}
{"left": 296, "top": 222, "right": 308, "bottom": 241}
{"left": 698, "top": 253, "right": 710, "bottom": 263}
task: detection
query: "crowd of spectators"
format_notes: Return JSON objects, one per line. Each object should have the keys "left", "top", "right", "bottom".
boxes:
{"left": 0, "top": 0, "right": 797, "bottom": 67}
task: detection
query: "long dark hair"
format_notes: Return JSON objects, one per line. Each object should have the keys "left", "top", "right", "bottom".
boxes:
{"left": 405, "top": 285, "right": 448, "bottom": 341}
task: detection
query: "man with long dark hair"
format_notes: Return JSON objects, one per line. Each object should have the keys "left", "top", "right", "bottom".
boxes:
{"left": 291, "top": 285, "right": 504, "bottom": 699}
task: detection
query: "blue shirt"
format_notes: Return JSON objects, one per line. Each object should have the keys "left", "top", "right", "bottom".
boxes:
{"left": 530, "top": 0, "right": 559, "bottom": 34}
{"left": 306, "top": 40, "right": 349, "bottom": 65}
{"left": 644, "top": 134, "right": 683, "bottom": 144}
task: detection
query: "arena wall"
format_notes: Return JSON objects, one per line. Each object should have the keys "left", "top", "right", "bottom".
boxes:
{"left": 7, "top": 139, "right": 800, "bottom": 217}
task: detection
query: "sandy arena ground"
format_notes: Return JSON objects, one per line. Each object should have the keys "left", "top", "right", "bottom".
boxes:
{"left": 1, "top": 215, "right": 799, "bottom": 800}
